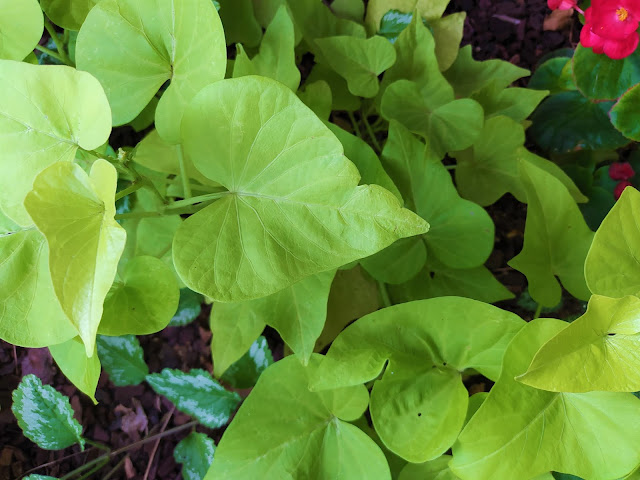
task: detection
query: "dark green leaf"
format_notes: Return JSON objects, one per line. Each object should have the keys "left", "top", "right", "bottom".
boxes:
{"left": 174, "top": 432, "right": 216, "bottom": 480}
{"left": 170, "top": 289, "right": 203, "bottom": 327}
{"left": 97, "top": 335, "right": 149, "bottom": 387}
{"left": 611, "top": 83, "right": 640, "bottom": 141}
{"left": 221, "top": 336, "right": 273, "bottom": 388}
{"left": 378, "top": 10, "right": 414, "bottom": 44}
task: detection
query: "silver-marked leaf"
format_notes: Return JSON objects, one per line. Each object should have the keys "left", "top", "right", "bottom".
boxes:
{"left": 175, "top": 432, "right": 216, "bottom": 480}
{"left": 12, "top": 374, "right": 85, "bottom": 450}
{"left": 170, "top": 288, "right": 203, "bottom": 327}
{"left": 50, "top": 336, "right": 100, "bottom": 403}
{"left": 221, "top": 336, "right": 273, "bottom": 389}
{"left": 24, "top": 160, "right": 126, "bottom": 355}
{"left": 40, "top": 0, "right": 99, "bottom": 30}
{"left": 24, "top": 475, "right": 59, "bottom": 480}
{"left": 174, "top": 76, "right": 429, "bottom": 302}
{"left": 76, "top": 0, "right": 226, "bottom": 143}
{"left": 0, "top": 61, "right": 112, "bottom": 225}
{"left": 0, "top": 0, "right": 43, "bottom": 60}
{"left": 146, "top": 369, "right": 241, "bottom": 429}
{"left": 97, "top": 334, "right": 149, "bottom": 387}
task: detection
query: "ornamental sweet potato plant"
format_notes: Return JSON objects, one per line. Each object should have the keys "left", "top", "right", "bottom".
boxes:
{"left": 4, "top": 0, "right": 640, "bottom": 479}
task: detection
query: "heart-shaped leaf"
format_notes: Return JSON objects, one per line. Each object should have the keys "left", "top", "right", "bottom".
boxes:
{"left": 24, "top": 160, "right": 127, "bottom": 355}
{"left": 76, "top": 0, "right": 226, "bottom": 143}
{"left": 206, "top": 355, "right": 389, "bottom": 479}
{"left": 0, "top": 0, "right": 43, "bottom": 61}
{"left": 0, "top": 61, "right": 112, "bottom": 226}
{"left": 313, "top": 297, "right": 524, "bottom": 463}
{"left": 97, "top": 334, "right": 149, "bottom": 387}
{"left": 40, "top": 0, "right": 98, "bottom": 30}
{"left": 50, "top": 336, "right": 101, "bottom": 403}
{"left": 173, "top": 76, "right": 428, "bottom": 302}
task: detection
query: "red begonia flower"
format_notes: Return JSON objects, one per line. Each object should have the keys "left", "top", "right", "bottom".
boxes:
{"left": 609, "top": 162, "right": 636, "bottom": 180}
{"left": 591, "top": 0, "right": 640, "bottom": 40}
{"left": 580, "top": 7, "right": 640, "bottom": 59}
{"left": 614, "top": 180, "right": 633, "bottom": 199}
{"left": 548, "top": 0, "right": 578, "bottom": 10}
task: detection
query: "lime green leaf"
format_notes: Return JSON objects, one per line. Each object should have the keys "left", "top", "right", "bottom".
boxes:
{"left": 331, "top": 0, "right": 365, "bottom": 22}
{"left": 175, "top": 432, "right": 216, "bottom": 480}
{"left": 313, "top": 297, "right": 524, "bottom": 462}
{"left": 170, "top": 289, "right": 203, "bottom": 327}
{"left": 174, "top": 76, "right": 429, "bottom": 302}
{"left": 315, "top": 35, "right": 396, "bottom": 98}
{"left": 306, "top": 63, "right": 361, "bottom": 111}
{"left": 217, "top": 0, "right": 262, "bottom": 47}
{"left": 206, "top": 355, "right": 388, "bottom": 479}
{"left": 450, "top": 318, "right": 640, "bottom": 480}
{"left": 146, "top": 368, "right": 241, "bottom": 429}
{"left": 399, "top": 455, "right": 459, "bottom": 480}
{"left": 211, "top": 302, "right": 265, "bottom": 378}
{"left": 298, "top": 80, "right": 332, "bottom": 120}
{"left": 472, "top": 83, "right": 548, "bottom": 123}
{"left": 430, "top": 13, "right": 465, "bottom": 71}
{"left": 285, "top": 0, "right": 365, "bottom": 45}
{"left": 50, "top": 336, "right": 100, "bottom": 403}
{"left": 366, "top": 0, "right": 449, "bottom": 32}
{"left": 252, "top": 0, "right": 284, "bottom": 27}
{"left": 443, "top": 45, "right": 530, "bottom": 98}
{"left": 233, "top": 5, "right": 300, "bottom": 91}
{"left": 128, "top": 96, "right": 158, "bottom": 132}
{"left": 221, "top": 336, "right": 273, "bottom": 388}
{"left": 585, "top": 187, "right": 640, "bottom": 297}
{"left": 99, "top": 256, "right": 179, "bottom": 336}
{"left": 0, "top": 229, "right": 77, "bottom": 348}
{"left": 12, "top": 374, "right": 85, "bottom": 450}
{"left": 508, "top": 161, "right": 593, "bottom": 307}
{"left": 76, "top": 0, "right": 226, "bottom": 143}
{"left": 573, "top": 45, "right": 640, "bottom": 101}
{"left": 24, "top": 160, "right": 127, "bottom": 355}
{"left": 360, "top": 237, "right": 427, "bottom": 284}
{"left": 40, "top": 0, "right": 98, "bottom": 30}
{"left": 0, "top": 61, "right": 112, "bottom": 226}
{"left": 97, "top": 334, "right": 149, "bottom": 387}
{"left": 611, "top": 83, "right": 640, "bottom": 141}
{"left": 0, "top": 0, "right": 43, "bottom": 61}
{"left": 518, "top": 295, "right": 640, "bottom": 392}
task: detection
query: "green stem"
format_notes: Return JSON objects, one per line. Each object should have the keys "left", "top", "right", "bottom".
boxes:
{"left": 44, "top": 18, "right": 74, "bottom": 66}
{"left": 169, "top": 191, "right": 229, "bottom": 209}
{"left": 84, "top": 439, "right": 110, "bottom": 453}
{"left": 445, "top": 164, "right": 457, "bottom": 170}
{"left": 378, "top": 281, "right": 392, "bottom": 308}
{"left": 114, "top": 202, "right": 210, "bottom": 220}
{"left": 34, "top": 44, "right": 65, "bottom": 63}
{"left": 348, "top": 111, "right": 363, "bottom": 139}
{"left": 114, "top": 182, "right": 145, "bottom": 201}
{"left": 176, "top": 144, "right": 193, "bottom": 199}
{"left": 362, "top": 113, "right": 382, "bottom": 153}
{"left": 75, "top": 458, "right": 110, "bottom": 480}
{"left": 533, "top": 303, "right": 543, "bottom": 319}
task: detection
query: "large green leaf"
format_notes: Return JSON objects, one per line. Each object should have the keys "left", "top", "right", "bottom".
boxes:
{"left": 97, "top": 334, "right": 149, "bottom": 386}
{"left": 76, "top": 0, "right": 226, "bottom": 143}
{"left": 306, "top": 63, "right": 362, "bottom": 111}
{"left": 0, "top": 61, "right": 112, "bottom": 226}
{"left": 146, "top": 368, "right": 241, "bottom": 429}
{"left": 12, "top": 375, "right": 85, "bottom": 450}
{"left": 233, "top": 5, "right": 300, "bottom": 91}
{"left": 174, "top": 432, "right": 216, "bottom": 480}
{"left": 315, "top": 35, "right": 396, "bottom": 98}
{"left": 528, "top": 57, "right": 576, "bottom": 95}
{"left": 508, "top": 161, "right": 593, "bottom": 307}
{"left": 0, "top": 0, "right": 43, "bottom": 60}
{"left": 360, "top": 237, "right": 427, "bottom": 284}
{"left": 217, "top": 0, "right": 262, "bottom": 47}
{"left": 0, "top": 229, "right": 77, "bottom": 347}
{"left": 50, "top": 336, "right": 101, "bottom": 403}
{"left": 313, "top": 297, "right": 524, "bottom": 463}
{"left": 24, "top": 160, "right": 127, "bottom": 355}
{"left": 450, "top": 318, "right": 640, "bottom": 480}
{"left": 430, "top": 12, "right": 465, "bottom": 71}
{"left": 611, "top": 83, "right": 640, "bottom": 141}
{"left": 518, "top": 295, "right": 640, "bottom": 392}
{"left": 40, "top": 0, "right": 98, "bottom": 30}
{"left": 471, "top": 83, "right": 548, "bottom": 123}
{"left": 398, "top": 455, "right": 458, "bottom": 480}
{"left": 285, "top": 0, "right": 365, "bottom": 47}
{"left": 173, "top": 76, "right": 429, "bottom": 302}
{"left": 585, "top": 187, "right": 640, "bottom": 297}
{"left": 206, "top": 355, "right": 389, "bottom": 480}
{"left": 99, "top": 256, "right": 179, "bottom": 336}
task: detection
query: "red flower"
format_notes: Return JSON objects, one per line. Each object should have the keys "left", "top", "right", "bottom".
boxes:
{"left": 609, "top": 162, "right": 635, "bottom": 180}
{"left": 548, "top": 0, "right": 578, "bottom": 10}
{"left": 614, "top": 180, "right": 633, "bottom": 199}
{"left": 580, "top": 2, "right": 640, "bottom": 59}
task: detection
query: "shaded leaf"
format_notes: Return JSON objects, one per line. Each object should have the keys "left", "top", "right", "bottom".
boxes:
{"left": 174, "top": 432, "right": 216, "bottom": 480}
{"left": 398, "top": 455, "right": 459, "bottom": 480}
{"left": 611, "top": 83, "right": 640, "bottom": 141}
{"left": 221, "top": 336, "right": 273, "bottom": 388}
{"left": 170, "top": 289, "right": 203, "bottom": 327}
{"left": 49, "top": 336, "right": 100, "bottom": 403}
{"left": 97, "top": 334, "right": 149, "bottom": 387}
{"left": 218, "top": 0, "right": 262, "bottom": 47}
{"left": 40, "top": 0, "right": 98, "bottom": 30}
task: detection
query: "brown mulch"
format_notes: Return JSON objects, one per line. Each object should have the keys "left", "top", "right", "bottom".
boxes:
{"left": 0, "top": 1, "right": 584, "bottom": 479}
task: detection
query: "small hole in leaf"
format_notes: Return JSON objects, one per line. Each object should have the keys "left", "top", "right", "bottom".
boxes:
{"left": 417, "top": 413, "right": 422, "bottom": 417}
{"left": 608, "top": 333, "right": 615, "bottom": 336}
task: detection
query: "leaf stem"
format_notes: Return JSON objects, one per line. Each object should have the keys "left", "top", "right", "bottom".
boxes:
{"left": 445, "top": 164, "right": 457, "bottom": 170}
{"left": 348, "top": 111, "right": 363, "bottom": 139}
{"left": 377, "top": 281, "right": 392, "bottom": 308}
{"left": 114, "top": 182, "right": 145, "bottom": 201}
{"left": 176, "top": 144, "right": 193, "bottom": 199}
{"left": 533, "top": 303, "right": 543, "bottom": 319}
{"left": 34, "top": 44, "right": 65, "bottom": 63}
{"left": 84, "top": 439, "right": 111, "bottom": 453}
{"left": 362, "top": 113, "right": 382, "bottom": 153}
{"left": 169, "top": 191, "right": 229, "bottom": 209}
{"left": 43, "top": 18, "right": 74, "bottom": 67}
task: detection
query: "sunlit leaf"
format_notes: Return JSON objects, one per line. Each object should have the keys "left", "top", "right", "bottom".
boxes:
{"left": 50, "top": 336, "right": 100, "bottom": 403}
{"left": 0, "top": 0, "right": 43, "bottom": 61}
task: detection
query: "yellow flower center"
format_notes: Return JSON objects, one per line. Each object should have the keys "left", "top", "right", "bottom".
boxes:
{"left": 617, "top": 7, "right": 629, "bottom": 21}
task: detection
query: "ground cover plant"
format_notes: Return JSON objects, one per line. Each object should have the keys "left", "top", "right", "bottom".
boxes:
{"left": 3, "top": 0, "right": 640, "bottom": 479}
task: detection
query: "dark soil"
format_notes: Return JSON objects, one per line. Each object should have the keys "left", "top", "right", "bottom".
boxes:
{"left": 1, "top": 2, "right": 585, "bottom": 479}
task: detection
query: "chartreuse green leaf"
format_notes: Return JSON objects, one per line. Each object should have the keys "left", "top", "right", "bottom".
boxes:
{"left": 99, "top": 256, "right": 179, "bottom": 336}
{"left": 307, "top": 63, "right": 362, "bottom": 111}
{"left": 0, "top": 207, "right": 19, "bottom": 234}
{"left": 313, "top": 297, "right": 524, "bottom": 463}
{"left": 175, "top": 432, "right": 216, "bottom": 480}
{"left": 0, "top": 229, "right": 77, "bottom": 348}
{"left": 170, "top": 288, "right": 203, "bottom": 327}
{"left": 97, "top": 334, "right": 148, "bottom": 386}
{"left": 12, "top": 374, "right": 85, "bottom": 450}
{"left": 206, "top": 355, "right": 388, "bottom": 480}
{"left": 360, "top": 237, "right": 426, "bottom": 284}
{"left": 76, "top": 0, "right": 226, "bottom": 143}
{"left": 252, "top": 0, "right": 284, "bottom": 27}
{"left": 585, "top": 187, "right": 640, "bottom": 297}
{"left": 24, "top": 160, "right": 127, "bottom": 356}
{"left": 450, "top": 318, "right": 640, "bottom": 480}
{"left": 174, "top": 76, "right": 429, "bottom": 302}
{"left": 331, "top": 0, "right": 365, "bottom": 22}
{"left": 508, "top": 161, "right": 593, "bottom": 307}
{"left": 212, "top": 271, "right": 335, "bottom": 373}
{"left": 314, "top": 35, "right": 396, "bottom": 98}
{"left": 221, "top": 336, "right": 273, "bottom": 388}
{"left": 146, "top": 369, "right": 241, "bottom": 429}
{"left": 611, "top": 83, "right": 640, "bottom": 141}
{"left": 365, "top": 0, "right": 449, "bottom": 32}
{"left": 518, "top": 295, "right": 640, "bottom": 392}
{"left": 233, "top": 5, "right": 300, "bottom": 91}
{"left": 40, "top": 0, "right": 98, "bottom": 30}
{"left": 0, "top": 0, "right": 43, "bottom": 60}
{"left": 430, "top": 12, "right": 466, "bottom": 71}
{"left": 217, "top": 0, "right": 262, "bottom": 47}
{"left": 572, "top": 45, "right": 640, "bottom": 101}
{"left": 298, "top": 80, "right": 332, "bottom": 120}
{"left": 471, "top": 82, "right": 548, "bottom": 123}
{"left": 285, "top": 0, "right": 365, "bottom": 45}
{"left": 398, "top": 455, "right": 458, "bottom": 480}
{"left": 0, "top": 61, "right": 112, "bottom": 226}
{"left": 50, "top": 336, "right": 100, "bottom": 403}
